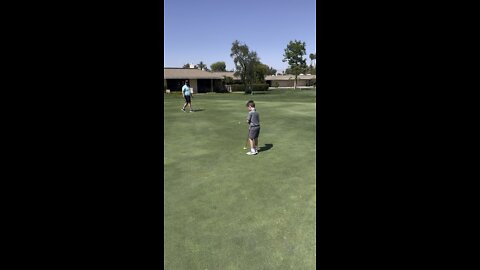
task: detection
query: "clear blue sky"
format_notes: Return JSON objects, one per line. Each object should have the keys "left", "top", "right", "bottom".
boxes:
{"left": 164, "top": 0, "right": 316, "bottom": 73}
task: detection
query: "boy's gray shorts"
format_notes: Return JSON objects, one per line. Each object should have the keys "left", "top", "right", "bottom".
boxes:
{"left": 249, "top": 126, "right": 260, "bottom": 139}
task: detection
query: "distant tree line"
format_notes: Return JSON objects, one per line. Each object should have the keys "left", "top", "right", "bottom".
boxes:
{"left": 180, "top": 39, "right": 316, "bottom": 91}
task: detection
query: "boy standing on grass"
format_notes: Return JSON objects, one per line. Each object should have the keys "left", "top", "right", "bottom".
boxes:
{"left": 246, "top": 100, "right": 260, "bottom": 155}
{"left": 181, "top": 80, "right": 193, "bottom": 112}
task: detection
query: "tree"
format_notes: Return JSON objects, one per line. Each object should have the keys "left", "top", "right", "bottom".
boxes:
{"left": 182, "top": 63, "right": 191, "bottom": 68}
{"left": 224, "top": 76, "right": 234, "bottom": 85}
{"left": 230, "top": 40, "right": 259, "bottom": 92}
{"left": 266, "top": 66, "right": 277, "bottom": 76}
{"left": 309, "top": 53, "right": 316, "bottom": 68}
{"left": 245, "top": 51, "right": 259, "bottom": 85}
{"left": 283, "top": 40, "right": 307, "bottom": 89}
{"left": 253, "top": 62, "right": 268, "bottom": 83}
{"left": 197, "top": 61, "right": 207, "bottom": 70}
{"left": 285, "top": 67, "right": 306, "bottom": 75}
{"left": 210, "top": 61, "right": 227, "bottom": 72}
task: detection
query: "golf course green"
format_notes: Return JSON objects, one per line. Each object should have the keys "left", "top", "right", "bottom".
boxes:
{"left": 164, "top": 88, "right": 316, "bottom": 269}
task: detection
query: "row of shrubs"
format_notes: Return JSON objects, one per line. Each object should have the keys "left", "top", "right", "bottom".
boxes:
{"left": 163, "top": 84, "right": 269, "bottom": 94}
{"left": 230, "top": 84, "right": 270, "bottom": 94}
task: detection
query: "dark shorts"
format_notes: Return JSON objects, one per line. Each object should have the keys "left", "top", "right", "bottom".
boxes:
{"left": 184, "top": 95, "right": 191, "bottom": 103}
{"left": 249, "top": 126, "right": 260, "bottom": 139}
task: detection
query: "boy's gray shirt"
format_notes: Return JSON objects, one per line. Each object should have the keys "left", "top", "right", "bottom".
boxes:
{"left": 247, "top": 109, "right": 260, "bottom": 127}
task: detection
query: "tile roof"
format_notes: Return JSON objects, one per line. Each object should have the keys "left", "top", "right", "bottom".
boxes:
{"left": 210, "top": 71, "right": 241, "bottom": 80}
{"left": 164, "top": 68, "right": 223, "bottom": 79}
{"left": 265, "top": 75, "right": 316, "bottom": 80}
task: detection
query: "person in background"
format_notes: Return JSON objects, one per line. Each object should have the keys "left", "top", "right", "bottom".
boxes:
{"left": 181, "top": 80, "right": 193, "bottom": 112}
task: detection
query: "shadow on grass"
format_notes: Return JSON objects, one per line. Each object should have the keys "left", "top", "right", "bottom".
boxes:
{"left": 191, "top": 109, "right": 204, "bottom": 112}
{"left": 259, "top": 143, "right": 273, "bottom": 152}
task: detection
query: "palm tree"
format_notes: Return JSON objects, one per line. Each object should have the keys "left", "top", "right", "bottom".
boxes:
{"left": 198, "top": 61, "right": 206, "bottom": 70}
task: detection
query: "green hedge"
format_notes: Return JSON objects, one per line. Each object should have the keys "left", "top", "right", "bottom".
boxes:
{"left": 215, "top": 86, "right": 229, "bottom": 93}
{"left": 248, "top": 84, "right": 269, "bottom": 94}
{"left": 230, "top": 84, "right": 246, "bottom": 92}
{"left": 231, "top": 84, "right": 269, "bottom": 94}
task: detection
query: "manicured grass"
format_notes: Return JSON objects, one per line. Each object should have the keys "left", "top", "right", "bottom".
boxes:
{"left": 164, "top": 88, "right": 316, "bottom": 269}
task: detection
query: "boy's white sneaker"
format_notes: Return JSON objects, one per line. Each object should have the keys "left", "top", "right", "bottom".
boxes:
{"left": 246, "top": 151, "right": 257, "bottom": 155}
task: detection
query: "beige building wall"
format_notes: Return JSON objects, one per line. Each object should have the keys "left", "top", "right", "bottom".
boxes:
{"left": 277, "top": 80, "right": 294, "bottom": 87}
{"left": 296, "top": 80, "right": 307, "bottom": 86}
{"left": 272, "top": 79, "right": 313, "bottom": 87}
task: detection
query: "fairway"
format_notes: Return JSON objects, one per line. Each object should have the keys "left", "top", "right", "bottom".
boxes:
{"left": 164, "top": 89, "right": 316, "bottom": 269}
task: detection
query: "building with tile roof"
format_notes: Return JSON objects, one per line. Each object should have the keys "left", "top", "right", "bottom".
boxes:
{"left": 265, "top": 74, "right": 316, "bottom": 87}
{"left": 164, "top": 68, "right": 316, "bottom": 91}
{"left": 164, "top": 68, "right": 224, "bottom": 93}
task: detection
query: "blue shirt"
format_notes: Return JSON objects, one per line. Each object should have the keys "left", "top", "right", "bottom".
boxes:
{"left": 182, "top": 85, "right": 191, "bottom": 96}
